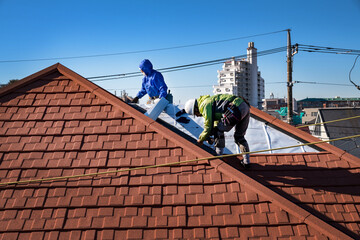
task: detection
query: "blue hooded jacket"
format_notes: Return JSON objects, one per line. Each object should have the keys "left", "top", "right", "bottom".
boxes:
{"left": 136, "top": 59, "right": 168, "bottom": 99}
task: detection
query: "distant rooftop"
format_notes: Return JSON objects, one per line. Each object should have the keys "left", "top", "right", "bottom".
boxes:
{"left": 299, "top": 97, "right": 360, "bottom": 102}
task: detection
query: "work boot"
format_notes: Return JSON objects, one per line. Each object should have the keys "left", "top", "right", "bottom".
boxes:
{"left": 235, "top": 138, "right": 250, "bottom": 168}
{"left": 240, "top": 160, "right": 251, "bottom": 170}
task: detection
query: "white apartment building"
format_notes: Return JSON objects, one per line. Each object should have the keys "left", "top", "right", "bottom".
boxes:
{"left": 213, "top": 42, "right": 264, "bottom": 108}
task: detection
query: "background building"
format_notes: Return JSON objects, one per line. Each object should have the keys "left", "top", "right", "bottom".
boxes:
{"left": 296, "top": 97, "right": 360, "bottom": 124}
{"left": 298, "top": 97, "right": 360, "bottom": 109}
{"left": 311, "top": 108, "right": 360, "bottom": 158}
{"left": 213, "top": 42, "right": 264, "bottom": 108}
{"left": 262, "top": 94, "right": 298, "bottom": 112}
{"left": 301, "top": 108, "right": 319, "bottom": 124}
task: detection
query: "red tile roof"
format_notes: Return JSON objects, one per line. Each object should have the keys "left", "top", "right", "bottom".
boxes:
{"left": 0, "top": 63, "right": 359, "bottom": 239}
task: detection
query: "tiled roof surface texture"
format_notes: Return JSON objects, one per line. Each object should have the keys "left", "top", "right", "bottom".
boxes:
{"left": 231, "top": 153, "right": 360, "bottom": 237}
{"left": 0, "top": 64, "right": 359, "bottom": 239}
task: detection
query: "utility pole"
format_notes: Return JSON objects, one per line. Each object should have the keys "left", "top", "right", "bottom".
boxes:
{"left": 287, "top": 29, "right": 293, "bottom": 125}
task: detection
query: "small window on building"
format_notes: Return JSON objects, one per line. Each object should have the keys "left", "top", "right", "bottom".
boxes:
{"left": 225, "top": 88, "right": 230, "bottom": 92}
{"left": 216, "top": 88, "right": 221, "bottom": 92}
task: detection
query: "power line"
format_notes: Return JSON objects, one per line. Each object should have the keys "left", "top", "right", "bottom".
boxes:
{"left": 349, "top": 55, "right": 360, "bottom": 90}
{"left": 296, "top": 44, "right": 360, "bottom": 90}
{"left": 0, "top": 29, "right": 288, "bottom": 63}
{"left": 89, "top": 46, "right": 287, "bottom": 79}
{"left": 112, "top": 81, "right": 298, "bottom": 92}
{"left": 294, "top": 81, "right": 354, "bottom": 87}
{"left": 297, "top": 44, "right": 360, "bottom": 53}
{"left": 110, "top": 78, "right": 292, "bottom": 91}
{"left": 89, "top": 46, "right": 288, "bottom": 82}
{"left": 266, "top": 82, "right": 287, "bottom": 84}
{"left": 86, "top": 43, "right": 360, "bottom": 80}
{"left": 109, "top": 85, "right": 214, "bottom": 91}
{"left": 297, "top": 44, "right": 360, "bottom": 55}
{"left": 266, "top": 81, "right": 354, "bottom": 87}
{"left": 300, "top": 49, "right": 360, "bottom": 56}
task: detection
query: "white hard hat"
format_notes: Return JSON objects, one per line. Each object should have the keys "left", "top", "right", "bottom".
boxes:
{"left": 184, "top": 98, "right": 197, "bottom": 115}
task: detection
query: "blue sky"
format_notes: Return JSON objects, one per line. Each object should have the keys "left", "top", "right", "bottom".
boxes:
{"left": 1, "top": 0, "right": 359, "bottom": 104}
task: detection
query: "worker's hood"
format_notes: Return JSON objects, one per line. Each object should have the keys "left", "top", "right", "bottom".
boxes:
{"left": 139, "top": 59, "right": 153, "bottom": 76}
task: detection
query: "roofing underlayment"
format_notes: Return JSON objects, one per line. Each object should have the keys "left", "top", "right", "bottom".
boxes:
{"left": 0, "top": 63, "right": 359, "bottom": 239}
{"left": 140, "top": 103, "right": 319, "bottom": 155}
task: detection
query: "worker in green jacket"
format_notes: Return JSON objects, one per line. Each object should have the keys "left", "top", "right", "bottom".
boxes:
{"left": 184, "top": 94, "right": 251, "bottom": 168}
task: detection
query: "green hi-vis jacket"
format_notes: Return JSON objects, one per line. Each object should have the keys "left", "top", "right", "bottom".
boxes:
{"left": 197, "top": 94, "right": 244, "bottom": 142}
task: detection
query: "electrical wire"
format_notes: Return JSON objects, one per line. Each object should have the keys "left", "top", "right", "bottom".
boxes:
{"left": 89, "top": 46, "right": 287, "bottom": 80}
{"left": 89, "top": 46, "right": 288, "bottom": 81}
{"left": 0, "top": 29, "right": 288, "bottom": 63}
{"left": 266, "top": 82, "right": 287, "bottom": 84}
{"left": 110, "top": 79, "right": 289, "bottom": 91}
{"left": 297, "top": 44, "right": 360, "bottom": 55}
{"left": 108, "top": 85, "right": 215, "bottom": 91}
{"left": 297, "top": 44, "right": 360, "bottom": 90}
{"left": 88, "top": 44, "right": 360, "bottom": 83}
{"left": 294, "top": 81, "right": 353, "bottom": 87}
{"left": 349, "top": 55, "right": 360, "bottom": 90}
{"left": 299, "top": 49, "right": 360, "bottom": 56}
{"left": 259, "top": 81, "right": 354, "bottom": 87}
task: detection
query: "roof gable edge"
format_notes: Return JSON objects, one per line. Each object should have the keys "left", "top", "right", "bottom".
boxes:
{"left": 0, "top": 63, "right": 61, "bottom": 97}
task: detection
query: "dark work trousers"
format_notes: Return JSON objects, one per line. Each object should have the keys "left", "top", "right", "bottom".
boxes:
{"left": 214, "top": 102, "right": 251, "bottom": 163}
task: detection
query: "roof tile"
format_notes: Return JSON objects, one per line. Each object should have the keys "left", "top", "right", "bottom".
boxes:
{"left": 0, "top": 64, "right": 359, "bottom": 239}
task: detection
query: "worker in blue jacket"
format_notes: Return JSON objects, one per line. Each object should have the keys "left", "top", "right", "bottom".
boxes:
{"left": 132, "top": 59, "right": 168, "bottom": 103}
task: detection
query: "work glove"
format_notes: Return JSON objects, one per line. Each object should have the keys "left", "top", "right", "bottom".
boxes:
{"left": 131, "top": 97, "right": 139, "bottom": 103}
{"left": 207, "top": 137, "right": 215, "bottom": 145}
{"left": 176, "top": 117, "right": 190, "bottom": 124}
{"left": 176, "top": 109, "right": 186, "bottom": 117}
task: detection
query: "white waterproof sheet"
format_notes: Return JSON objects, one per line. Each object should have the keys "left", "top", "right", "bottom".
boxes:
{"left": 141, "top": 103, "right": 318, "bottom": 154}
